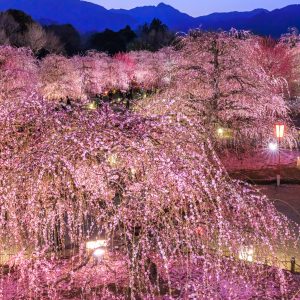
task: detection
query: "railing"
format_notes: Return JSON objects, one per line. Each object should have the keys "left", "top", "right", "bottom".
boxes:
{"left": 1, "top": 247, "right": 300, "bottom": 276}
{"left": 284, "top": 257, "right": 300, "bottom": 274}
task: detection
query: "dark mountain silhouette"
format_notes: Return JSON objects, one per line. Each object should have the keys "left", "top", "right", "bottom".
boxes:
{"left": 195, "top": 9, "right": 268, "bottom": 31}
{"left": 0, "top": 0, "right": 137, "bottom": 32}
{"left": 111, "top": 3, "right": 195, "bottom": 32}
{"left": 243, "top": 5, "right": 300, "bottom": 37}
{"left": 0, "top": 0, "right": 299, "bottom": 36}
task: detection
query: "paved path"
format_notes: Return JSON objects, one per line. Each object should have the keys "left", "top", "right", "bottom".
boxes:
{"left": 260, "top": 185, "right": 300, "bottom": 225}
{"left": 259, "top": 185, "right": 300, "bottom": 273}
{"left": 222, "top": 150, "right": 300, "bottom": 171}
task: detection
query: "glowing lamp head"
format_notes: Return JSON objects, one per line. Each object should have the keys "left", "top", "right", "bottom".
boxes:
{"left": 86, "top": 240, "right": 107, "bottom": 250}
{"left": 217, "top": 128, "right": 223, "bottom": 134}
{"left": 275, "top": 124, "right": 285, "bottom": 139}
{"left": 268, "top": 142, "right": 278, "bottom": 152}
{"left": 93, "top": 248, "right": 105, "bottom": 258}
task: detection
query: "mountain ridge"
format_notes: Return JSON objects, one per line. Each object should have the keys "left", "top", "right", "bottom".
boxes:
{"left": 0, "top": 0, "right": 299, "bottom": 36}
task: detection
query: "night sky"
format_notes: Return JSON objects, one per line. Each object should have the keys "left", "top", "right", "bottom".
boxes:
{"left": 88, "top": 0, "right": 300, "bottom": 16}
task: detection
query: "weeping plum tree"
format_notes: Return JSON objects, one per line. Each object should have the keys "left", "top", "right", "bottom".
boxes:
{"left": 73, "top": 51, "right": 112, "bottom": 98}
{"left": 0, "top": 92, "right": 299, "bottom": 299}
{"left": 280, "top": 28, "right": 300, "bottom": 102}
{"left": 0, "top": 40, "right": 299, "bottom": 299}
{"left": 34, "top": 32, "right": 295, "bottom": 153}
{"left": 256, "top": 36, "right": 293, "bottom": 82}
{"left": 0, "top": 46, "right": 38, "bottom": 104}
{"left": 39, "top": 54, "right": 83, "bottom": 102}
{"left": 138, "top": 30, "right": 295, "bottom": 151}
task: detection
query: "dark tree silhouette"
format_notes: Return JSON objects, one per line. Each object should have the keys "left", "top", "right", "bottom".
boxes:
{"left": 6, "top": 9, "right": 34, "bottom": 32}
{"left": 88, "top": 25, "right": 136, "bottom": 55}
{"left": 45, "top": 24, "right": 81, "bottom": 56}
{"left": 129, "top": 18, "right": 175, "bottom": 52}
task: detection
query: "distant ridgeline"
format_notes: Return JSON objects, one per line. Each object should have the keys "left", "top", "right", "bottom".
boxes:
{"left": 1, "top": 0, "right": 300, "bottom": 36}
{"left": 1, "top": 1, "right": 300, "bottom": 56}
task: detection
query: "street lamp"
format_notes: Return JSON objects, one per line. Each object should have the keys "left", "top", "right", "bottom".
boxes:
{"left": 275, "top": 124, "right": 285, "bottom": 139}
{"left": 268, "top": 142, "right": 278, "bottom": 152}
{"left": 275, "top": 123, "right": 285, "bottom": 186}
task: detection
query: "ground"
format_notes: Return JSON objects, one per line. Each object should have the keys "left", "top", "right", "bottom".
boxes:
{"left": 223, "top": 150, "right": 300, "bottom": 273}
{"left": 261, "top": 185, "right": 300, "bottom": 225}
{"left": 260, "top": 184, "right": 300, "bottom": 273}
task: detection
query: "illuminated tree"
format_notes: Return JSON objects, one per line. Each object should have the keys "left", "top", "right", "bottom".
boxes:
{"left": 0, "top": 96, "right": 298, "bottom": 299}
{"left": 0, "top": 46, "right": 38, "bottom": 105}
{"left": 129, "top": 49, "right": 174, "bottom": 91}
{"left": 256, "top": 36, "right": 293, "bottom": 81}
{"left": 0, "top": 31, "right": 299, "bottom": 299}
{"left": 280, "top": 27, "right": 300, "bottom": 48}
{"left": 74, "top": 51, "right": 112, "bottom": 98}
{"left": 39, "top": 54, "right": 83, "bottom": 101}
{"left": 280, "top": 29, "right": 300, "bottom": 101}
{"left": 138, "top": 30, "right": 295, "bottom": 151}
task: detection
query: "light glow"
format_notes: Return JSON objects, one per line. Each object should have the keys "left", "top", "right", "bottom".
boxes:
{"left": 93, "top": 248, "right": 105, "bottom": 258}
{"left": 87, "top": 101, "right": 97, "bottom": 110}
{"left": 268, "top": 142, "right": 278, "bottom": 152}
{"left": 217, "top": 128, "right": 224, "bottom": 136}
{"left": 86, "top": 240, "right": 107, "bottom": 250}
{"left": 107, "top": 154, "right": 118, "bottom": 167}
{"left": 275, "top": 124, "right": 285, "bottom": 139}
{"left": 239, "top": 246, "right": 254, "bottom": 262}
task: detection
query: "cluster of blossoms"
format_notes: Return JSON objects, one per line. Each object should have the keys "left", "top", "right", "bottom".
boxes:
{"left": 0, "top": 30, "right": 296, "bottom": 150}
{"left": 0, "top": 30, "right": 299, "bottom": 299}
{"left": 39, "top": 50, "right": 168, "bottom": 101}
{"left": 137, "top": 30, "right": 296, "bottom": 151}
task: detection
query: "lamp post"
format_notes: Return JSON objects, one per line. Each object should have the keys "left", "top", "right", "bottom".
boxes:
{"left": 275, "top": 123, "right": 285, "bottom": 186}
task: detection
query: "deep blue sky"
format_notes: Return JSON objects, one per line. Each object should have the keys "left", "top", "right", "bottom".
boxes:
{"left": 88, "top": 0, "right": 300, "bottom": 16}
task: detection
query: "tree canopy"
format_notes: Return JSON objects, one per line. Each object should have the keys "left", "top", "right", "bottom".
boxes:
{"left": 0, "top": 30, "right": 299, "bottom": 298}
